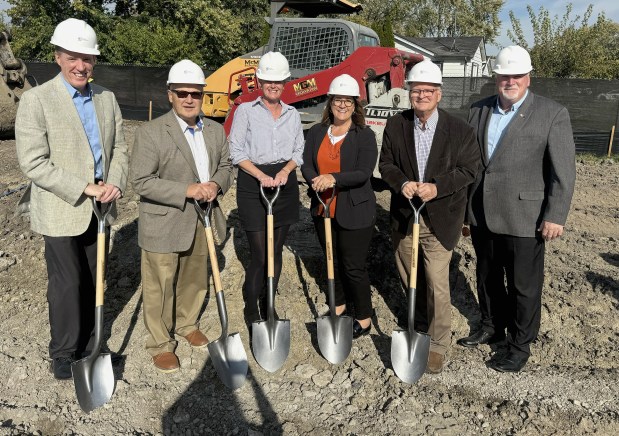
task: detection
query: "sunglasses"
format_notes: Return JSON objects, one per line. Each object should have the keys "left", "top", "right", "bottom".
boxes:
{"left": 170, "top": 89, "right": 204, "bottom": 99}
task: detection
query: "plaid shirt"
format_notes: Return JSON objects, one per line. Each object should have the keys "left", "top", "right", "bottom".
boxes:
{"left": 413, "top": 110, "right": 439, "bottom": 181}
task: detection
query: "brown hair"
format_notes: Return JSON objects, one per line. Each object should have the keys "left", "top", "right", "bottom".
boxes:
{"left": 320, "top": 95, "right": 366, "bottom": 127}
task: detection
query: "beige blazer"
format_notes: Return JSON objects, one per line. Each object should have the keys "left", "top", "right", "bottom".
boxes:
{"left": 15, "top": 74, "right": 129, "bottom": 237}
{"left": 131, "top": 110, "right": 234, "bottom": 254}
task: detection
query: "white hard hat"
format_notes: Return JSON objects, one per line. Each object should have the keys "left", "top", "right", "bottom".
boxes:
{"left": 493, "top": 45, "right": 532, "bottom": 75}
{"left": 256, "top": 51, "right": 291, "bottom": 81}
{"left": 50, "top": 18, "right": 100, "bottom": 55}
{"left": 167, "top": 59, "right": 205, "bottom": 85}
{"left": 407, "top": 60, "right": 442, "bottom": 85}
{"left": 328, "top": 74, "right": 360, "bottom": 97}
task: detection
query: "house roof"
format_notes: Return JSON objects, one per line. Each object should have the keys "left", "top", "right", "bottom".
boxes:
{"left": 396, "top": 36, "right": 484, "bottom": 60}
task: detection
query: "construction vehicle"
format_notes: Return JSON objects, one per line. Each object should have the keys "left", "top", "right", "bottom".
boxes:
{"left": 0, "top": 30, "right": 35, "bottom": 137}
{"left": 203, "top": 1, "right": 423, "bottom": 177}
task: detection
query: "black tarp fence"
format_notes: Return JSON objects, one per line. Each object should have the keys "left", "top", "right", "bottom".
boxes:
{"left": 25, "top": 62, "right": 619, "bottom": 155}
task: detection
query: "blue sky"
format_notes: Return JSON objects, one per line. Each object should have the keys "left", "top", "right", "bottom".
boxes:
{"left": 1, "top": 0, "right": 618, "bottom": 55}
{"left": 492, "top": 0, "right": 619, "bottom": 54}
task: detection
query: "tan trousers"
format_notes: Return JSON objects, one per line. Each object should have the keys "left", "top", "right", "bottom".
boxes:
{"left": 393, "top": 215, "right": 453, "bottom": 355}
{"left": 141, "top": 222, "right": 208, "bottom": 356}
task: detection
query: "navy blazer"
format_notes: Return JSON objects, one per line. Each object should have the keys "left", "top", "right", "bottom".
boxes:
{"left": 301, "top": 123, "right": 377, "bottom": 230}
{"left": 379, "top": 108, "right": 480, "bottom": 251}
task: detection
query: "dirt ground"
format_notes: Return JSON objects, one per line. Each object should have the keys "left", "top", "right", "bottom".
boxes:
{"left": 0, "top": 120, "right": 618, "bottom": 435}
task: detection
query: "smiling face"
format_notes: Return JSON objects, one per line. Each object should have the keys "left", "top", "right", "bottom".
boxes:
{"left": 409, "top": 82, "right": 442, "bottom": 119}
{"left": 167, "top": 83, "right": 204, "bottom": 126}
{"left": 496, "top": 73, "right": 530, "bottom": 109}
{"left": 258, "top": 79, "right": 285, "bottom": 104}
{"left": 330, "top": 95, "right": 355, "bottom": 125}
{"left": 55, "top": 48, "right": 96, "bottom": 94}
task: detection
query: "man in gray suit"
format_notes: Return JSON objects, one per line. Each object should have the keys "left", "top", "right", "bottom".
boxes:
{"left": 16, "top": 19, "right": 128, "bottom": 380}
{"left": 131, "top": 60, "right": 234, "bottom": 373}
{"left": 459, "top": 46, "right": 576, "bottom": 372}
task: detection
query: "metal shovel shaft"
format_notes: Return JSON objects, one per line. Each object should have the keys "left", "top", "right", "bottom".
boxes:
{"left": 391, "top": 199, "right": 431, "bottom": 384}
{"left": 315, "top": 190, "right": 352, "bottom": 364}
{"left": 196, "top": 199, "right": 248, "bottom": 389}
{"left": 72, "top": 198, "right": 115, "bottom": 413}
{"left": 252, "top": 186, "right": 290, "bottom": 372}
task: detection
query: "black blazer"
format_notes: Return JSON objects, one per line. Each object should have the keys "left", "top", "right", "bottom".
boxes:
{"left": 379, "top": 108, "right": 480, "bottom": 251}
{"left": 301, "top": 123, "right": 377, "bottom": 230}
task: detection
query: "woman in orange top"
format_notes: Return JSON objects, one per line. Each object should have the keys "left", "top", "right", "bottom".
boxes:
{"left": 301, "top": 74, "right": 378, "bottom": 338}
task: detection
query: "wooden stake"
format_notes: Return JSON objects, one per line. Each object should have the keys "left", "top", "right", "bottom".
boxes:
{"left": 608, "top": 125, "right": 615, "bottom": 158}
{"left": 148, "top": 101, "right": 152, "bottom": 121}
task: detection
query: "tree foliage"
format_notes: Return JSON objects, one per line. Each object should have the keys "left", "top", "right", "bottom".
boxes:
{"left": 508, "top": 3, "right": 619, "bottom": 79}
{"left": 356, "top": 0, "right": 503, "bottom": 44}
{"left": 4, "top": 0, "right": 268, "bottom": 67}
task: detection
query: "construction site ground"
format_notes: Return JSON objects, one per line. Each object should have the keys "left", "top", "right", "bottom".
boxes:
{"left": 0, "top": 120, "right": 618, "bottom": 435}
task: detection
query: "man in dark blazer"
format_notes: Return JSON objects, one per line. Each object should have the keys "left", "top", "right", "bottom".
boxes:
{"left": 379, "top": 60, "right": 480, "bottom": 374}
{"left": 131, "top": 60, "right": 234, "bottom": 373}
{"left": 459, "top": 46, "right": 575, "bottom": 373}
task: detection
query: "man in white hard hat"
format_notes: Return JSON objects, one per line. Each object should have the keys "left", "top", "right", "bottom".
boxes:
{"left": 15, "top": 18, "right": 128, "bottom": 380}
{"left": 131, "top": 59, "right": 234, "bottom": 373}
{"left": 379, "top": 59, "right": 480, "bottom": 374}
{"left": 459, "top": 46, "right": 575, "bottom": 372}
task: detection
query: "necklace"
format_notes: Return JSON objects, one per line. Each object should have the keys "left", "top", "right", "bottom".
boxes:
{"left": 328, "top": 124, "right": 349, "bottom": 145}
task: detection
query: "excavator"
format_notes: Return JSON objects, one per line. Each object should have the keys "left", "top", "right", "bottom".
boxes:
{"left": 203, "top": 0, "right": 424, "bottom": 160}
{"left": 0, "top": 30, "right": 34, "bottom": 137}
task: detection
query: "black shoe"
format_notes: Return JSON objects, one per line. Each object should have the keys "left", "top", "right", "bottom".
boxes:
{"left": 50, "top": 356, "right": 73, "bottom": 380}
{"left": 489, "top": 352, "right": 528, "bottom": 373}
{"left": 352, "top": 320, "right": 371, "bottom": 339}
{"left": 457, "top": 329, "right": 504, "bottom": 348}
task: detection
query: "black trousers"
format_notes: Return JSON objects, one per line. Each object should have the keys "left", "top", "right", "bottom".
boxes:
{"left": 313, "top": 217, "right": 374, "bottom": 320}
{"left": 44, "top": 214, "right": 103, "bottom": 359}
{"left": 471, "top": 225, "right": 545, "bottom": 358}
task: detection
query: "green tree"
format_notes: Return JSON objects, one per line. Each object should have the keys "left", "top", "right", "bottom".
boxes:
{"left": 357, "top": 0, "right": 503, "bottom": 44}
{"left": 508, "top": 3, "right": 619, "bottom": 78}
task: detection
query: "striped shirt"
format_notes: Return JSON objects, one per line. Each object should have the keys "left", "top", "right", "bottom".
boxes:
{"left": 173, "top": 113, "right": 210, "bottom": 183}
{"left": 413, "top": 109, "right": 439, "bottom": 182}
{"left": 229, "top": 97, "right": 304, "bottom": 166}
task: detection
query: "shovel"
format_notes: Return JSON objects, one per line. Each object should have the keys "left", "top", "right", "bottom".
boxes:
{"left": 252, "top": 186, "right": 290, "bottom": 372}
{"left": 391, "top": 199, "right": 431, "bottom": 384}
{"left": 72, "top": 197, "right": 115, "bottom": 413}
{"left": 315, "top": 188, "right": 353, "bottom": 364}
{"left": 194, "top": 200, "right": 248, "bottom": 390}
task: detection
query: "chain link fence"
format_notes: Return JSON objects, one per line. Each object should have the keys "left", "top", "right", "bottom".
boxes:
{"left": 25, "top": 62, "right": 619, "bottom": 155}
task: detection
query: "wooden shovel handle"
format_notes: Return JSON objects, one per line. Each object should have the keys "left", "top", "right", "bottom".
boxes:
{"left": 409, "top": 223, "right": 420, "bottom": 289}
{"left": 205, "top": 227, "right": 223, "bottom": 294}
{"left": 324, "top": 217, "right": 334, "bottom": 280}
{"left": 267, "top": 214, "right": 274, "bottom": 278}
{"left": 95, "top": 232, "right": 106, "bottom": 307}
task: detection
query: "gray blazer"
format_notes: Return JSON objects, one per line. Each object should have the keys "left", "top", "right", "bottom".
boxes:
{"left": 16, "top": 74, "right": 128, "bottom": 237}
{"left": 467, "top": 92, "right": 576, "bottom": 237}
{"left": 131, "top": 110, "right": 234, "bottom": 253}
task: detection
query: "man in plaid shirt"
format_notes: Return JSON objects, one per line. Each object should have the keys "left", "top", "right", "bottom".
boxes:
{"left": 379, "top": 60, "right": 480, "bottom": 374}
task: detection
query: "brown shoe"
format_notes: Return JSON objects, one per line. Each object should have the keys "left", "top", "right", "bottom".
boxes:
{"left": 426, "top": 351, "right": 445, "bottom": 374}
{"left": 184, "top": 330, "right": 209, "bottom": 348}
{"left": 153, "top": 352, "right": 179, "bottom": 373}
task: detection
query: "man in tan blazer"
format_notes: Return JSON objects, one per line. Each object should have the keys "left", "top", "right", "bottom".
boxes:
{"left": 16, "top": 19, "right": 128, "bottom": 380}
{"left": 131, "top": 60, "right": 234, "bottom": 373}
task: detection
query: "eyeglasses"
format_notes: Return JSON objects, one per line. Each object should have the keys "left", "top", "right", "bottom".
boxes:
{"left": 410, "top": 88, "right": 439, "bottom": 97}
{"left": 170, "top": 90, "right": 204, "bottom": 99}
{"left": 332, "top": 98, "right": 355, "bottom": 107}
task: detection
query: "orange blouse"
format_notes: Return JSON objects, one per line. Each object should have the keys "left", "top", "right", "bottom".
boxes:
{"left": 316, "top": 132, "right": 344, "bottom": 217}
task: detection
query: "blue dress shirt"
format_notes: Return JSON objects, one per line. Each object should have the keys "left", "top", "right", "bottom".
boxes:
{"left": 61, "top": 77, "right": 103, "bottom": 179}
{"left": 487, "top": 90, "right": 528, "bottom": 159}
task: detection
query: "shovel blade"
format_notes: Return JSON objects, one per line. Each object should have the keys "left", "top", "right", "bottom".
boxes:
{"left": 71, "top": 353, "right": 115, "bottom": 413}
{"left": 391, "top": 330, "right": 431, "bottom": 384}
{"left": 317, "top": 315, "right": 353, "bottom": 364}
{"left": 207, "top": 333, "right": 248, "bottom": 390}
{"left": 251, "top": 319, "right": 290, "bottom": 372}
